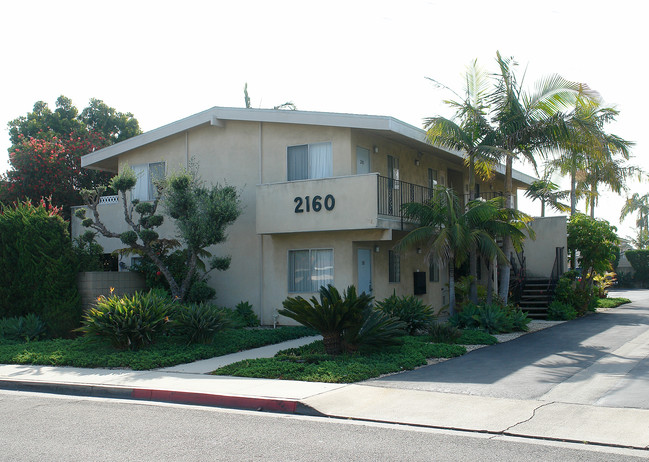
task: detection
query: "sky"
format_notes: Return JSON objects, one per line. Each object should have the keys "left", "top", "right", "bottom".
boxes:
{"left": 0, "top": 0, "right": 646, "bottom": 238}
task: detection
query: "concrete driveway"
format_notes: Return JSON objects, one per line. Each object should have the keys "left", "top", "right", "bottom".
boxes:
{"left": 369, "top": 290, "right": 649, "bottom": 409}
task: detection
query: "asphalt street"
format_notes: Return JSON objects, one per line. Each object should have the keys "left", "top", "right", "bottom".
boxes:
{"left": 1, "top": 390, "right": 645, "bottom": 461}
{"left": 369, "top": 290, "right": 649, "bottom": 408}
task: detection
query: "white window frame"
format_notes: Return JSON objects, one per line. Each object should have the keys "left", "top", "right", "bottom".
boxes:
{"left": 288, "top": 248, "right": 334, "bottom": 293}
{"left": 287, "top": 142, "right": 333, "bottom": 181}
{"left": 132, "top": 162, "right": 165, "bottom": 202}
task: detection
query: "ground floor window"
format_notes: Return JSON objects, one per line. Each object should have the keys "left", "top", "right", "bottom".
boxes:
{"left": 429, "top": 259, "right": 439, "bottom": 282}
{"left": 288, "top": 249, "right": 334, "bottom": 292}
{"left": 388, "top": 250, "right": 400, "bottom": 283}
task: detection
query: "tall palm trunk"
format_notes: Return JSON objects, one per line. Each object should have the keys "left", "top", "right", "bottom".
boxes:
{"left": 589, "top": 183, "right": 596, "bottom": 218}
{"left": 498, "top": 157, "right": 513, "bottom": 303}
{"left": 448, "top": 254, "right": 456, "bottom": 317}
{"left": 468, "top": 155, "right": 478, "bottom": 303}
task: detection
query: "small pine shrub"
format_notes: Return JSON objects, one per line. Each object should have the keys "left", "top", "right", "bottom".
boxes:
{"left": 171, "top": 303, "right": 230, "bottom": 344}
{"left": 547, "top": 301, "right": 578, "bottom": 321}
{"left": 0, "top": 314, "right": 47, "bottom": 342}
{"left": 428, "top": 322, "right": 461, "bottom": 344}
{"left": 77, "top": 290, "right": 173, "bottom": 350}
{"left": 375, "top": 293, "right": 435, "bottom": 334}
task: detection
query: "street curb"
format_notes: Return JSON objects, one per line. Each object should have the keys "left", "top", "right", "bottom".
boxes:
{"left": 0, "top": 379, "right": 323, "bottom": 415}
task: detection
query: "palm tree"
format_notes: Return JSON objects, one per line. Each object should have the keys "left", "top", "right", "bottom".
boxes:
{"left": 488, "top": 52, "right": 590, "bottom": 301}
{"left": 397, "top": 186, "right": 526, "bottom": 315}
{"left": 578, "top": 155, "right": 638, "bottom": 218}
{"left": 549, "top": 96, "right": 633, "bottom": 216}
{"left": 621, "top": 192, "right": 649, "bottom": 235}
{"left": 424, "top": 60, "right": 498, "bottom": 303}
{"left": 524, "top": 176, "right": 570, "bottom": 217}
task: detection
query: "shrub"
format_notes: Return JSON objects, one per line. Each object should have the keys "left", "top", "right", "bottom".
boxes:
{"left": 77, "top": 290, "right": 173, "bottom": 350}
{"left": 0, "top": 200, "right": 80, "bottom": 337}
{"left": 280, "top": 285, "right": 404, "bottom": 355}
{"left": 73, "top": 231, "right": 104, "bottom": 272}
{"left": 547, "top": 301, "right": 577, "bottom": 321}
{"left": 171, "top": 303, "right": 230, "bottom": 344}
{"left": 428, "top": 322, "right": 461, "bottom": 344}
{"left": 624, "top": 249, "right": 649, "bottom": 285}
{"left": 234, "top": 301, "right": 260, "bottom": 327}
{"left": 593, "top": 271, "right": 617, "bottom": 298}
{"left": 456, "top": 329, "right": 498, "bottom": 345}
{"left": 343, "top": 308, "right": 406, "bottom": 352}
{"left": 0, "top": 314, "right": 47, "bottom": 342}
{"left": 474, "top": 303, "right": 511, "bottom": 334}
{"left": 506, "top": 307, "right": 531, "bottom": 332}
{"left": 375, "top": 293, "right": 435, "bottom": 334}
{"left": 448, "top": 303, "right": 481, "bottom": 330}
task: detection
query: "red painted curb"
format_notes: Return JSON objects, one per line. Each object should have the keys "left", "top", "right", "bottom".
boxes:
{"left": 131, "top": 388, "right": 298, "bottom": 413}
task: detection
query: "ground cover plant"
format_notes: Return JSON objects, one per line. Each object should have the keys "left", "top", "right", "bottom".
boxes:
{"left": 0, "top": 325, "right": 315, "bottom": 370}
{"left": 211, "top": 327, "right": 498, "bottom": 383}
{"left": 212, "top": 336, "right": 466, "bottom": 383}
{"left": 596, "top": 297, "right": 631, "bottom": 309}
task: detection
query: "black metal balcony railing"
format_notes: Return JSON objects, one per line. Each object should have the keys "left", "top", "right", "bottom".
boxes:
{"left": 377, "top": 176, "right": 505, "bottom": 228}
{"left": 377, "top": 175, "right": 434, "bottom": 219}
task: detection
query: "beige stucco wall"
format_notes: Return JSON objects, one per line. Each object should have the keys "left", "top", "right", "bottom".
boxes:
{"left": 523, "top": 216, "right": 568, "bottom": 278}
{"left": 74, "top": 118, "right": 531, "bottom": 324}
{"left": 256, "top": 174, "right": 379, "bottom": 234}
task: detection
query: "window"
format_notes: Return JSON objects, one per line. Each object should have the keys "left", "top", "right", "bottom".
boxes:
{"left": 288, "top": 249, "right": 334, "bottom": 292}
{"left": 429, "top": 259, "right": 439, "bottom": 282}
{"left": 287, "top": 142, "right": 332, "bottom": 181}
{"left": 387, "top": 155, "right": 400, "bottom": 190}
{"left": 132, "top": 162, "right": 165, "bottom": 201}
{"left": 388, "top": 250, "right": 400, "bottom": 283}
{"left": 428, "top": 168, "right": 438, "bottom": 190}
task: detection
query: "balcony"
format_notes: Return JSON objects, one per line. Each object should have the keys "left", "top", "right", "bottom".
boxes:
{"left": 256, "top": 174, "right": 440, "bottom": 234}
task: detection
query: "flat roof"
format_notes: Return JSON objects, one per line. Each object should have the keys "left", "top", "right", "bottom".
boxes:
{"left": 81, "top": 106, "right": 535, "bottom": 185}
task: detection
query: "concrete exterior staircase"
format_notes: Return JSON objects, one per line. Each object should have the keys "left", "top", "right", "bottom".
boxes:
{"left": 518, "top": 278, "right": 554, "bottom": 319}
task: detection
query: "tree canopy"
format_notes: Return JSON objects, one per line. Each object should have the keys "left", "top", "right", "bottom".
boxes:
{"left": 1, "top": 96, "right": 141, "bottom": 217}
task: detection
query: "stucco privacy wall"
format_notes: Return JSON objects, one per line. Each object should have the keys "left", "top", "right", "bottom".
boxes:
{"left": 523, "top": 216, "right": 568, "bottom": 278}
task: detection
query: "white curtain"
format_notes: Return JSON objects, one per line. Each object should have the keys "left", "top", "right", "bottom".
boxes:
{"left": 308, "top": 142, "right": 332, "bottom": 179}
{"left": 310, "top": 249, "right": 334, "bottom": 292}
{"left": 132, "top": 164, "right": 148, "bottom": 201}
{"left": 289, "top": 250, "right": 310, "bottom": 292}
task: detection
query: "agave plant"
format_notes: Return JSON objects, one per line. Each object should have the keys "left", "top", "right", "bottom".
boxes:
{"left": 279, "top": 285, "right": 370, "bottom": 355}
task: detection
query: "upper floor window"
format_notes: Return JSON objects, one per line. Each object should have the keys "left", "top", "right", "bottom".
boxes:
{"left": 132, "top": 162, "right": 165, "bottom": 201}
{"left": 428, "top": 168, "right": 438, "bottom": 190}
{"left": 287, "top": 142, "right": 332, "bottom": 181}
{"left": 388, "top": 250, "right": 400, "bottom": 283}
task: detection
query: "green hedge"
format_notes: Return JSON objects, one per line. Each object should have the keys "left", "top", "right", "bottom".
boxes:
{"left": 0, "top": 200, "right": 80, "bottom": 337}
{"left": 625, "top": 250, "right": 649, "bottom": 283}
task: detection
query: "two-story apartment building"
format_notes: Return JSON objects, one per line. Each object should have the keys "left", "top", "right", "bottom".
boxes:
{"left": 74, "top": 106, "right": 536, "bottom": 324}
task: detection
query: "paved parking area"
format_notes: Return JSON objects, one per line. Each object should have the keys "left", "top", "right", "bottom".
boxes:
{"left": 369, "top": 290, "right": 649, "bottom": 409}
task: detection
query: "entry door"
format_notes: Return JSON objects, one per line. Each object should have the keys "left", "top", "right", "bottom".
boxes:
{"left": 356, "top": 146, "right": 370, "bottom": 174}
{"left": 357, "top": 248, "right": 372, "bottom": 295}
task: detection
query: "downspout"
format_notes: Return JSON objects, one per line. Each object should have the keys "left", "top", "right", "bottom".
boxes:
{"left": 258, "top": 121, "right": 265, "bottom": 325}
{"left": 185, "top": 132, "right": 189, "bottom": 168}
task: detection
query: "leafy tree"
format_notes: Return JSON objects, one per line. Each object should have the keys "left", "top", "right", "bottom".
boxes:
{"left": 567, "top": 213, "right": 619, "bottom": 293}
{"left": 1, "top": 96, "right": 141, "bottom": 217}
{"left": 397, "top": 186, "right": 528, "bottom": 315}
{"left": 76, "top": 162, "right": 241, "bottom": 301}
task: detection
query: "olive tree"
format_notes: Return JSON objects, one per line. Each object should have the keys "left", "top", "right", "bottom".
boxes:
{"left": 76, "top": 163, "right": 241, "bottom": 301}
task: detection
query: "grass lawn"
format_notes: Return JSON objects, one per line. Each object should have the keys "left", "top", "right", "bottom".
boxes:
{"left": 212, "top": 330, "right": 498, "bottom": 383}
{"left": 0, "top": 326, "right": 315, "bottom": 371}
{"left": 597, "top": 297, "right": 632, "bottom": 309}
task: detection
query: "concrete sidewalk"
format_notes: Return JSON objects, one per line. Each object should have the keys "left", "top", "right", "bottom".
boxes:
{"left": 2, "top": 300, "right": 649, "bottom": 451}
